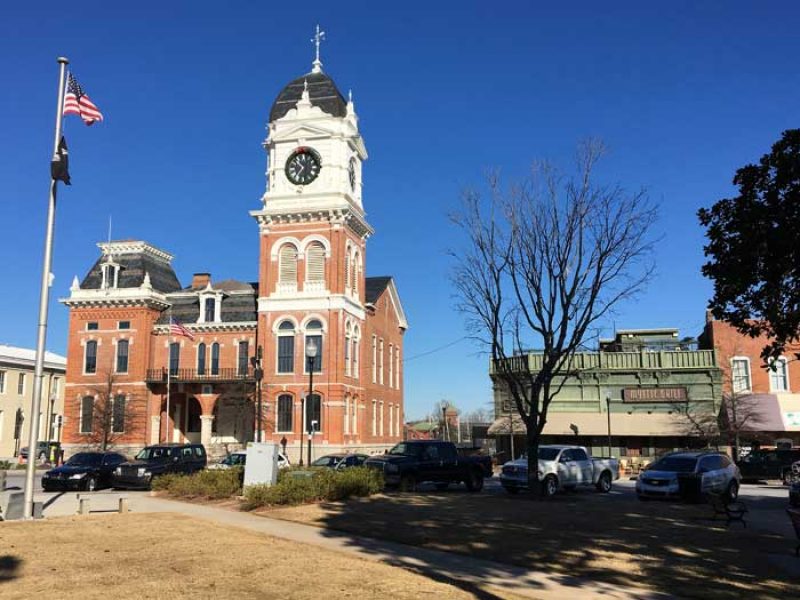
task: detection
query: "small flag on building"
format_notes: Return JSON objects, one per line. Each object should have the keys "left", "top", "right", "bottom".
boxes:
{"left": 50, "top": 136, "right": 71, "bottom": 185}
{"left": 63, "top": 72, "right": 104, "bottom": 126}
{"left": 169, "top": 318, "right": 195, "bottom": 340}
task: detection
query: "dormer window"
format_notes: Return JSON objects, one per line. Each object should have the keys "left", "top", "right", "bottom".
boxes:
{"left": 204, "top": 298, "right": 216, "bottom": 322}
{"left": 197, "top": 287, "right": 223, "bottom": 324}
{"left": 101, "top": 259, "right": 120, "bottom": 289}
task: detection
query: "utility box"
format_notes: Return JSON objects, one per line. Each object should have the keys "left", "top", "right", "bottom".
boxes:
{"left": 243, "top": 443, "right": 279, "bottom": 488}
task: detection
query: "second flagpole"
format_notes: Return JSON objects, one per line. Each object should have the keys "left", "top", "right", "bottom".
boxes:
{"left": 22, "top": 57, "right": 69, "bottom": 519}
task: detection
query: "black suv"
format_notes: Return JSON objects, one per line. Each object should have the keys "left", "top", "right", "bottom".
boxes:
{"left": 738, "top": 449, "right": 800, "bottom": 484}
{"left": 111, "top": 444, "right": 207, "bottom": 489}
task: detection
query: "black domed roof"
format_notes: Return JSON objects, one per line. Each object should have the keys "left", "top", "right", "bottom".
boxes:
{"left": 269, "top": 72, "right": 347, "bottom": 122}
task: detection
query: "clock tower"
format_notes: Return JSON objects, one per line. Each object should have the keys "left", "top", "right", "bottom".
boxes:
{"left": 250, "top": 29, "right": 406, "bottom": 459}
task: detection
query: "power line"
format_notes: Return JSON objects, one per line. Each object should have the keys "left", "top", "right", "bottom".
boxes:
{"left": 403, "top": 336, "right": 469, "bottom": 363}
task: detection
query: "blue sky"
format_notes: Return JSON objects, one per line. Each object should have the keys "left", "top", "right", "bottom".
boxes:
{"left": 2, "top": 2, "right": 799, "bottom": 420}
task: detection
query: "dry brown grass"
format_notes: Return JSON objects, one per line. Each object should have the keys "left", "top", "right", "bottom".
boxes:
{"left": 266, "top": 489, "right": 797, "bottom": 600}
{"left": 0, "top": 513, "right": 522, "bottom": 600}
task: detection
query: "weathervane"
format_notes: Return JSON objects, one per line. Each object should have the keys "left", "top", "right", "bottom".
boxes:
{"left": 311, "top": 24, "right": 326, "bottom": 73}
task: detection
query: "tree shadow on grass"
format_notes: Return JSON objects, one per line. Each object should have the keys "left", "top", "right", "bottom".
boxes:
{"left": 0, "top": 555, "right": 22, "bottom": 583}
{"left": 293, "top": 484, "right": 797, "bottom": 600}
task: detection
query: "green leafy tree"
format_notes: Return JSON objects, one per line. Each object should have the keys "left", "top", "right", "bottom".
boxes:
{"left": 698, "top": 129, "right": 800, "bottom": 363}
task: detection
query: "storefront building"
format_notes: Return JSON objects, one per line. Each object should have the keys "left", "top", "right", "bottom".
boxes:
{"left": 489, "top": 329, "right": 722, "bottom": 462}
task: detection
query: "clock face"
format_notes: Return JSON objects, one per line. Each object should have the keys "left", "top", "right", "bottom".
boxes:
{"left": 285, "top": 147, "right": 321, "bottom": 185}
{"left": 348, "top": 157, "right": 357, "bottom": 191}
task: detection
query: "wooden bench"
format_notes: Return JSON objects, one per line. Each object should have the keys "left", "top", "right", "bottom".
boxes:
{"left": 709, "top": 492, "right": 748, "bottom": 527}
{"left": 787, "top": 508, "right": 800, "bottom": 557}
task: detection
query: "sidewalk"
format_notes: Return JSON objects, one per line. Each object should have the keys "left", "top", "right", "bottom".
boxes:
{"left": 38, "top": 491, "right": 667, "bottom": 600}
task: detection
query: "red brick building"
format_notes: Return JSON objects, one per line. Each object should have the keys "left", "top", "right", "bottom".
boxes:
{"left": 700, "top": 315, "right": 800, "bottom": 449}
{"left": 60, "top": 54, "right": 408, "bottom": 461}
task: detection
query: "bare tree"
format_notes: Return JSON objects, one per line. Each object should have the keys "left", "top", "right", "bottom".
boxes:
{"left": 671, "top": 400, "right": 721, "bottom": 448}
{"left": 451, "top": 140, "right": 657, "bottom": 497}
{"left": 85, "top": 370, "right": 142, "bottom": 451}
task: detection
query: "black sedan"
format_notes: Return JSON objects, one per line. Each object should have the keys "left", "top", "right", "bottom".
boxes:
{"left": 42, "top": 451, "right": 127, "bottom": 492}
{"left": 311, "top": 453, "right": 368, "bottom": 470}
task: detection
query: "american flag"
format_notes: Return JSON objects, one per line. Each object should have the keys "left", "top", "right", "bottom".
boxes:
{"left": 169, "top": 319, "right": 195, "bottom": 340}
{"left": 63, "top": 73, "right": 104, "bottom": 126}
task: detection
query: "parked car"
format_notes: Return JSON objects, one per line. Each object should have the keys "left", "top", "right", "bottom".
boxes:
{"left": 20, "top": 441, "right": 60, "bottom": 462}
{"left": 112, "top": 444, "right": 206, "bottom": 489}
{"left": 738, "top": 448, "right": 800, "bottom": 484}
{"left": 311, "top": 453, "right": 368, "bottom": 470}
{"left": 790, "top": 480, "right": 800, "bottom": 507}
{"left": 42, "top": 451, "right": 127, "bottom": 492}
{"left": 500, "top": 445, "right": 619, "bottom": 497}
{"left": 636, "top": 451, "right": 740, "bottom": 501}
{"left": 208, "top": 450, "right": 291, "bottom": 471}
{"left": 364, "top": 440, "right": 492, "bottom": 492}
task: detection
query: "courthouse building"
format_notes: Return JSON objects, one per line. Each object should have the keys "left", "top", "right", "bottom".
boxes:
{"left": 60, "top": 47, "right": 407, "bottom": 461}
{"left": 489, "top": 328, "right": 722, "bottom": 460}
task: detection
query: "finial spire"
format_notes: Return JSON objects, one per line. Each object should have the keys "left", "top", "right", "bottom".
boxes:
{"left": 311, "top": 24, "right": 326, "bottom": 73}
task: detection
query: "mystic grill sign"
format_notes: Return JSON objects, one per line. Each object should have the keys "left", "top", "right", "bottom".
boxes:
{"left": 623, "top": 387, "right": 688, "bottom": 403}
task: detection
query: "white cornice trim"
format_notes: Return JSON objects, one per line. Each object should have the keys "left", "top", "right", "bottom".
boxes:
{"left": 153, "top": 321, "right": 257, "bottom": 334}
{"left": 97, "top": 241, "right": 173, "bottom": 263}
{"left": 60, "top": 287, "right": 170, "bottom": 310}
{"left": 258, "top": 295, "right": 366, "bottom": 321}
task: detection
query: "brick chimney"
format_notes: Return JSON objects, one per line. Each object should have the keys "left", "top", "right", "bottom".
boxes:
{"left": 192, "top": 273, "right": 211, "bottom": 289}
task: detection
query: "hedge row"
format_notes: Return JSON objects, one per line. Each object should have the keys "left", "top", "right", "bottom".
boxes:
{"left": 152, "top": 467, "right": 243, "bottom": 499}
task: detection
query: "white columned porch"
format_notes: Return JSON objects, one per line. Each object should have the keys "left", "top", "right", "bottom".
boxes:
{"left": 200, "top": 415, "right": 215, "bottom": 449}
{"left": 150, "top": 416, "right": 161, "bottom": 444}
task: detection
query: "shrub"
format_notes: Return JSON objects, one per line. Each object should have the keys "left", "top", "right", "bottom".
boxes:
{"left": 243, "top": 466, "right": 383, "bottom": 510}
{"left": 0, "top": 460, "right": 13, "bottom": 470}
{"left": 154, "top": 468, "right": 243, "bottom": 500}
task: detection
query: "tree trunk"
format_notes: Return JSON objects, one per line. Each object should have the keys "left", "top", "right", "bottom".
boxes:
{"left": 525, "top": 424, "right": 542, "bottom": 499}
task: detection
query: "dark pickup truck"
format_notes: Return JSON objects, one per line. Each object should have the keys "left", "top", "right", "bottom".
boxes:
{"left": 365, "top": 440, "right": 492, "bottom": 492}
{"left": 738, "top": 449, "right": 800, "bottom": 484}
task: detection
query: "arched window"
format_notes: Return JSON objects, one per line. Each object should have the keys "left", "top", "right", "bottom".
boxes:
{"left": 306, "top": 241, "right": 326, "bottom": 284}
{"left": 352, "top": 250, "right": 361, "bottom": 297}
{"left": 80, "top": 396, "right": 94, "bottom": 434}
{"left": 211, "top": 343, "right": 220, "bottom": 375}
{"left": 197, "top": 343, "right": 207, "bottom": 375}
{"left": 278, "top": 244, "right": 298, "bottom": 286}
{"left": 305, "top": 319, "right": 323, "bottom": 373}
{"left": 277, "top": 320, "right": 295, "bottom": 373}
{"left": 305, "top": 393, "right": 322, "bottom": 433}
{"left": 277, "top": 394, "right": 293, "bottom": 432}
{"left": 169, "top": 342, "right": 180, "bottom": 375}
{"left": 344, "top": 323, "right": 352, "bottom": 377}
{"left": 344, "top": 246, "right": 352, "bottom": 293}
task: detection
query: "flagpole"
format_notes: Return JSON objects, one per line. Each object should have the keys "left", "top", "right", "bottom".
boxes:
{"left": 23, "top": 57, "right": 69, "bottom": 519}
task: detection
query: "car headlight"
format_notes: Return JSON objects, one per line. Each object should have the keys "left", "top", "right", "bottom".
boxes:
{"left": 69, "top": 473, "right": 86, "bottom": 479}
{"left": 115, "top": 467, "right": 122, "bottom": 476}
{"left": 137, "top": 467, "right": 148, "bottom": 477}
{"left": 385, "top": 464, "right": 399, "bottom": 473}
{"left": 537, "top": 470, "right": 543, "bottom": 477}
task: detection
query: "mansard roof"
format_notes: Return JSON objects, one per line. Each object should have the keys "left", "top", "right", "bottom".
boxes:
{"left": 156, "top": 280, "right": 258, "bottom": 325}
{"left": 269, "top": 71, "right": 347, "bottom": 122}
{"left": 80, "top": 240, "right": 181, "bottom": 294}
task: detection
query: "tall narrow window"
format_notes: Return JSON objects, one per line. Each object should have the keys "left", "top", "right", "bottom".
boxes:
{"left": 204, "top": 298, "right": 216, "bottom": 322}
{"left": 371, "top": 400, "right": 377, "bottom": 436}
{"left": 17, "top": 373, "right": 25, "bottom": 395}
{"left": 197, "top": 343, "right": 207, "bottom": 375}
{"left": 112, "top": 394, "right": 126, "bottom": 433}
{"left": 371, "top": 336, "right": 377, "bottom": 383}
{"left": 352, "top": 398, "right": 358, "bottom": 435}
{"left": 379, "top": 401, "right": 384, "bottom": 436}
{"left": 306, "top": 241, "right": 326, "bottom": 284}
{"left": 352, "top": 251, "right": 360, "bottom": 297}
{"left": 770, "top": 357, "right": 789, "bottom": 392}
{"left": 396, "top": 349, "right": 401, "bottom": 389}
{"left": 80, "top": 396, "right": 94, "bottom": 434}
{"left": 278, "top": 244, "right": 298, "bottom": 286}
{"left": 277, "top": 394, "right": 293, "bottom": 432}
{"left": 389, "top": 344, "right": 394, "bottom": 388}
{"left": 344, "top": 248, "right": 351, "bottom": 293}
{"left": 352, "top": 334, "right": 359, "bottom": 380}
{"left": 388, "top": 403, "right": 393, "bottom": 437}
{"left": 169, "top": 342, "right": 180, "bottom": 375}
{"left": 211, "top": 343, "right": 220, "bottom": 375}
{"left": 379, "top": 339, "right": 384, "bottom": 385}
{"left": 277, "top": 321, "right": 295, "bottom": 373}
{"left": 305, "top": 393, "right": 322, "bottom": 432}
{"left": 52, "top": 377, "right": 59, "bottom": 398}
{"left": 116, "top": 340, "right": 129, "bottom": 373}
{"left": 305, "top": 320, "right": 323, "bottom": 373}
{"left": 85, "top": 341, "right": 97, "bottom": 374}
{"left": 344, "top": 396, "right": 350, "bottom": 434}
{"left": 238, "top": 341, "right": 249, "bottom": 376}
{"left": 344, "top": 325, "right": 352, "bottom": 377}
{"left": 731, "top": 358, "right": 751, "bottom": 393}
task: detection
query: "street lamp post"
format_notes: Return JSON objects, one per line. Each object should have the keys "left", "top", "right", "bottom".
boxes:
{"left": 250, "top": 346, "right": 264, "bottom": 443}
{"left": 304, "top": 339, "right": 319, "bottom": 467}
{"left": 605, "top": 390, "right": 612, "bottom": 457}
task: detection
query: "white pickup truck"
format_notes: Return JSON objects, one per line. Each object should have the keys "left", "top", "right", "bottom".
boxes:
{"left": 500, "top": 445, "right": 619, "bottom": 497}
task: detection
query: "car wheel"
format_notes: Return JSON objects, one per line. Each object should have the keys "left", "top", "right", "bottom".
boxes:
{"left": 727, "top": 480, "right": 739, "bottom": 502}
{"left": 542, "top": 475, "right": 558, "bottom": 498}
{"left": 85, "top": 477, "right": 97, "bottom": 492}
{"left": 399, "top": 474, "right": 416, "bottom": 493}
{"left": 596, "top": 471, "right": 612, "bottom": 493}
{"left": 465, "top": 470, "right": 484, "bottom": 492}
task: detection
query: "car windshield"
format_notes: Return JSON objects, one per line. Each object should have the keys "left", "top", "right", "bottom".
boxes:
{"left": 538, "top": 448, "right": 561, "bottom": 461}
{"left": 312, "top": 456, "right": 342, "bottom": 467}
{"left": 66, "top": 453, "right": 102, "bottom": 467}
{"left": 222, "top": 454, "right": 245, "bottom": 466}
{"left": 388, "top": 443, "right": 424, "bottom": 457}
{"left": 135, "top": 447, "right": 171, "bottom": 461}
{"left": 649, "top": 456, "right": 697, "bottom": 472}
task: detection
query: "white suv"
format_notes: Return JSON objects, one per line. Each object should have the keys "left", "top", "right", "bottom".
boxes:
{"left": 636, "top": 451, "right": 741, "bottom": 501}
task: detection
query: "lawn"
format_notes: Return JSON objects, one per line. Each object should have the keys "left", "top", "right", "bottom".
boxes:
{"left": 0, "top": 513, "right": 522, "bottom": 600}
{"left": 265, "top": 488, "right": 797, "bottom": 600}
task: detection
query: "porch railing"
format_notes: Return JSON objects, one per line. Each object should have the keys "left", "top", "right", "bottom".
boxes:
{"left": 145, "top": 367, "right": 255, "bottom": 383}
